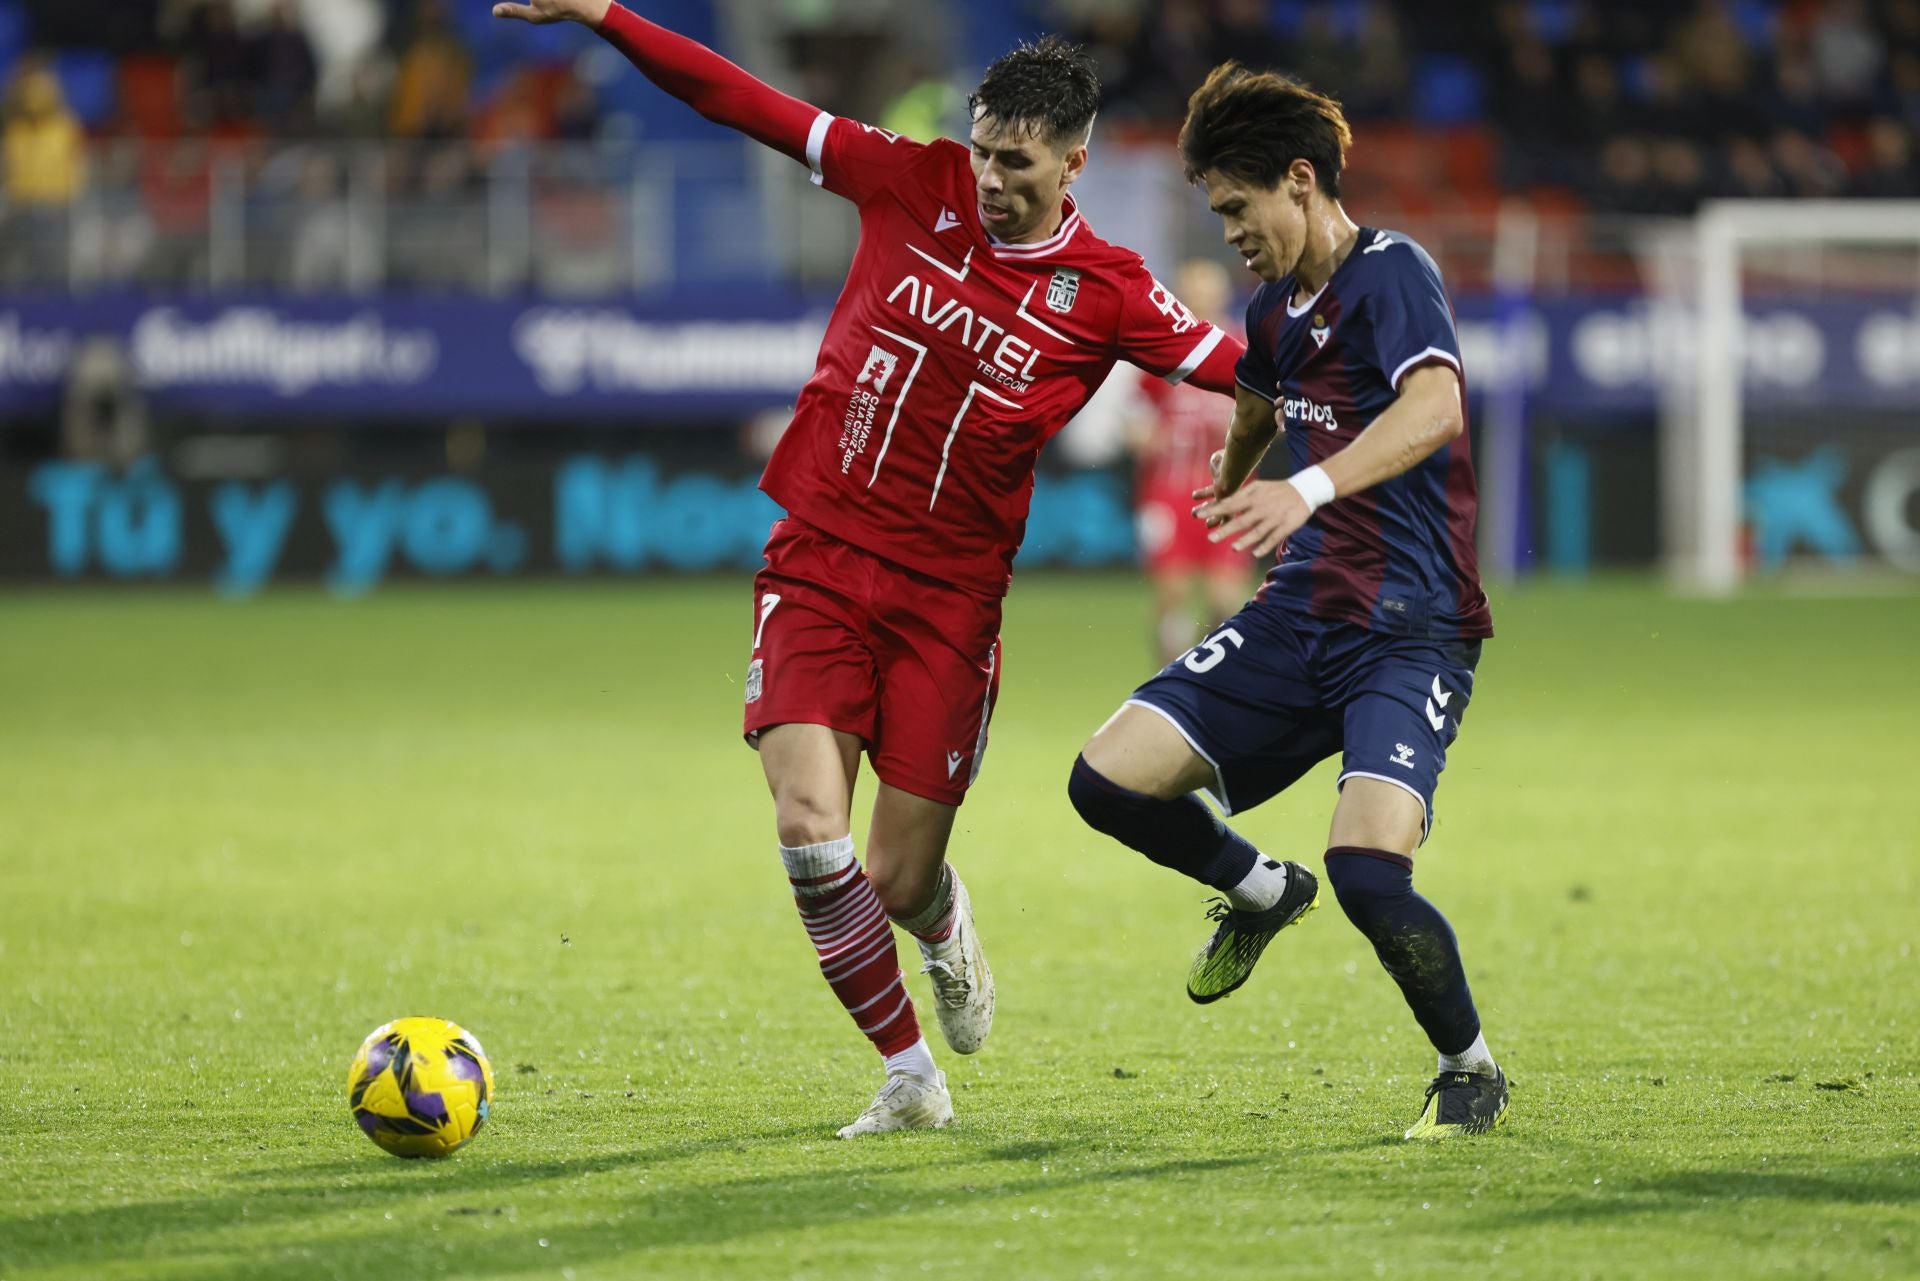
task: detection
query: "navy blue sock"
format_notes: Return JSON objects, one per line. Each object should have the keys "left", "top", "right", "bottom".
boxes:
{"left": 1323, "top": 846, "right": 1482, "bottom": 1057}
{"left": 1068, "top": 755, "right": 1259, "bottom": 891}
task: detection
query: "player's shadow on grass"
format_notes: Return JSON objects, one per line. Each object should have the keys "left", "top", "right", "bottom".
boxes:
{"left": 1471, "top": 1160, "right": 1920, "bottom": 1229}
{"left": 0, "top": 1144, "right": 1297, "bottom": 1278}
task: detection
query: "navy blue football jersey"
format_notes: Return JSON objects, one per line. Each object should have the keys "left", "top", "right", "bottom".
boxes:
{"left": 1235, "top": 227, "right": 1492, "bottom": 640}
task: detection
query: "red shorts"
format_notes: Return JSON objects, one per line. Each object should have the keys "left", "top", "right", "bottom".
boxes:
{"left": 1136, "top": 482, "right": 1247, "bottom": 575}
{"left": 743, "top": 517, "right": 1003, "bottom": 806}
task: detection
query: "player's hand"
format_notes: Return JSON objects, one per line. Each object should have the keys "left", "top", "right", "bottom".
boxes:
{"left": 492, "top": 0, "right": 609, "bottom": 26}
{"left": 1190, "top": 449, "right": 1229, "bottom": 524}
{"left": 1195, "top": 478, "right": 1308, "bottom": 557}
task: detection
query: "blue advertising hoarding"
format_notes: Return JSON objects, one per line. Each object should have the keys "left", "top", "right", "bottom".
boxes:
{"left": 3, "top": 292, "right": 1918, "bottom": 420}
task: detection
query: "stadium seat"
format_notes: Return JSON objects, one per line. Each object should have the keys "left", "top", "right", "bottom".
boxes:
{"left": 1527, "top": 0, "right": 1578, "bottom": 44}
{"left": 1362, "top": 122, "right": 1424, "bottom": 182}
{"left": 53, "top": 49, "right": 117, "bottom": 127}
{"left": 0, "top": 1, "right": 25, "bottom": 71}
{"left": 1268, "top": 1, "right": 1363, "bottom": 39}
{"left": 1442, "top": 126, "right": 1498, "bottom": 191}
{"left": 1267, "top": 1, "right": 1309, "bottom": 36}
{"left": 1411, "top": 55, "right": 1484, "bottom": 126}
{"left": 118, "top": 55, "right": 182, "bottom": 138}
{"left": 1731, "top": 0, "right": 1775, "bottom": 47}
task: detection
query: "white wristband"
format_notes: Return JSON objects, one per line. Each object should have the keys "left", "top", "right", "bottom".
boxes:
{"left": 1285, "top": 464, "right": 1336, "bottom": 514}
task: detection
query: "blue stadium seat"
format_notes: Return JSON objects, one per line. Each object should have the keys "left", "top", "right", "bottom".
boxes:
{"left": 0, "top": 0, "right": 24, "bottom": 55}
{"left": 1412, "top": 55, "right": 1483, "bottom": 125}
{"left": 1619, "top": 54, "right": 1653, "bottom": 100}
{"left": 1268, "top": 0, "right": 1308, "bottom": 35}
{"left": 1527, "top": 0, "right": 1578, "bottom": 44}
{"left": 1731, "top": 0, "right": 1775, "bottom": 47}
{"left": 0, "top": 0, "right": 28, "bottom": 89}
{"left": 961, "top": 0, "right": 1043, "bottom": 82}
{"left": 1268, "top": 1, "right": 1363, "bottom": 40}
{"left": 53, "top": 49, "right": 116, "bottom": 126}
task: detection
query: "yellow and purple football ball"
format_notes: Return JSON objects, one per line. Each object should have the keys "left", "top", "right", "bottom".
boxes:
{"left": 347, "top": 1017, "right": 495, "bottom": 1158}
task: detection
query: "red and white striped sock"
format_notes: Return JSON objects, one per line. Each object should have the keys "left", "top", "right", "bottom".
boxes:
{"left": 781, "top": 836, "right": 925, "bottom": 1064}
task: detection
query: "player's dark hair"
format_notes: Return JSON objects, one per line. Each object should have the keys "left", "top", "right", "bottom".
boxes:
{"left": 968, "top": 36, "right": 1100, "bottom": 149}
{"left": 1179, "top": 62, "right": 1352, "bottom": 197}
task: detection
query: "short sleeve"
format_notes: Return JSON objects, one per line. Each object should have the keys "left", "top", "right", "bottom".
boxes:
{"left": 808, "top": 116, "right": 928, "bottom": 204}
{"left": 1233, "top": 289, "right": 1279, "bottom": 402}
{"left": 1115, "top": 264, "right": 1228, "bottom": 385}
{"left": 1360, "top": 242, "right": 1463, "bottom": 391}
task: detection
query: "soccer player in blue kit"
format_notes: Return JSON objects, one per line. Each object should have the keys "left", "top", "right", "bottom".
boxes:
{"left": 1067, "top": 64, "right": 1507, "bottom": 1138}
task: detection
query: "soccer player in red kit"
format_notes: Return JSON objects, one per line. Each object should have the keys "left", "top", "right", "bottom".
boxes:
{"left": 1127, "top": 258, "right": 1255, "bottom": 664}
{"left": 494, "top": 0, "right": 1242, "bottom": 1135}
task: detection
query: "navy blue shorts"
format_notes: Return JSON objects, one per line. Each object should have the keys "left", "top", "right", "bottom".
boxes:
{"left": 1126, "top": 602, "right": 1481, "bottom": 840}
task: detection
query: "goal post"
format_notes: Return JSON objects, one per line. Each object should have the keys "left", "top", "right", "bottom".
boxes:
{"left": 1675, "top": 200, "right": 1920, "bottom": 595}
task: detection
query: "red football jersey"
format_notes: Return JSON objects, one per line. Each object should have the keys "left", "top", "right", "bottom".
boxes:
{"left": 1133, "top": 356, "right": 1236, "bottom": 498}
{"left": 762, "top": 117, "right": 1239, "bottom": 597}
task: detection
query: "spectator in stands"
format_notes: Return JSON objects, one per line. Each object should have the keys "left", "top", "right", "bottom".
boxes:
{"left": 2, "top": 55, "right": 87, "bottom": 284}
{"left": 254, "top": 0, "right": 319, "bottom": 134}
{"left": 1671, "top": 2, "right": 1767, "bottom": 145}
{"left": 878, "top": 53, "right": 963, "bottom": 144}
{"left": 1067, "top": 7, "right": 1147, "bottom": 117}
{"left": 326, "top": 54, "right": 395, "bottom": 140}
{"left": 182, "top": 0, "right": 256, "bottom": 128}
{"left": 1766, "top": 45, "right": 1831, "bottom": 138}
{"left": 1809, "top": 0, "right": 1886, "bottom": 108}
{"left": 1648, "top": 136, "right": 1707, "bottom": 214}
{"left": 1720, "top": 134, "right": 1788, "bottom": 199}
{"left": 1291, "top": 2, "right": 1359, "bottom": 101}
{"left": 1342, "top": 3, "right": 1411, "bottom": 121}
{"left": 1567, "top": 52, "right": 1632, "bottom": 155}
{"left": 1850, "top": 116, "right": 1920, "bottom": 197}
{"left": 1494, "top": 31, "right": 1568, "bottom": 186}
{"left": 1109, "top": 0, "right": 1214, "bottom": 124}
{"left": 389, "top": 0, "right": 472, "bottom": 139}
{"left": 551, "top": 66, "right": 601, "bottom": 143}
{"left": 1886, "top": 50, "right": 1920, "bottom": 132}
{"left": 1207, "top": 0, "right": 1290, "bottom": 77}
{"left": 286, "top": 149, "right": 361, "bottom": 288}
{"left": 1590, "top": 135, "right": 1660, "bottom": 215}
{"left": 1770, "top": 126, "right": 1847, "bottom": 198}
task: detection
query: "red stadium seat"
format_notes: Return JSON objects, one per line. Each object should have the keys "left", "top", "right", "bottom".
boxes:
{"left": 118, "top": 55, "right": 181, "bottom": 138}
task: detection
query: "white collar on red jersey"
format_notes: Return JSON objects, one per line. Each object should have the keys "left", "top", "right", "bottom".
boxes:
{"left": 987, "top": 194, "right": 1084, "bottom": 259}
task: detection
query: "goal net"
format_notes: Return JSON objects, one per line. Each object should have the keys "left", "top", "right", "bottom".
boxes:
{"left": 1648, "top": 200, "right": 1920, "bottom": 594}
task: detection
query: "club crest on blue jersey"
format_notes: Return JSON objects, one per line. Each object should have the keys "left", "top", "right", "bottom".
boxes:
{"left": 1046, "top": 268, "right": 1080, "bottom": 313}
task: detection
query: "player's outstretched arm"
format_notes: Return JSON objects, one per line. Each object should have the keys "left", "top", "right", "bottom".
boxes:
{"left": 492, "top": 0, "right": 609, "bottom": 25}
{"left": 493, "top": 0, "right": 821, "bottom": 164}
{"left": 1197, "top": 364, "right": 1463, "bottom": 556}
{"left": 1192, "top": 385, "right": 1281, "bottom": 511}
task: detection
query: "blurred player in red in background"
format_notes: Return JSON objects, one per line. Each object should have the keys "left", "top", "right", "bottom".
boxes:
{"left": 1126, "top": 258, "right": 1254, "bottom": 664}
{"left": 495, "top": 0, "right": 1242, "bottom": 1136}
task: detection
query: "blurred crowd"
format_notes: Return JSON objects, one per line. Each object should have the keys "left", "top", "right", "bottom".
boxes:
{"left": 0, "top": 0, "right": 607, "bottom": 144}
{"left": 1062, "top": 0, "right": 1920, "bottom": 209}
{"left": 2, "top": 0, "right": 1916, "bottom": 288}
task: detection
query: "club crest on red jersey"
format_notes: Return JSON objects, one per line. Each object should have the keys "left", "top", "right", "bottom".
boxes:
{"left": 856, "top": 346, "right": 899, "bottom": 394}
{"left": 1046, "top": 268, "right": 1080, "bottom": 314}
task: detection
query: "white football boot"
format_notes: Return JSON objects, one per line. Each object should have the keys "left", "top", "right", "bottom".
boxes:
{"left": 835, "top": 1070, "right": 953, "bottom": 1138}
{"left": 919, "top": 872, "right": 996, "bottom": 1054}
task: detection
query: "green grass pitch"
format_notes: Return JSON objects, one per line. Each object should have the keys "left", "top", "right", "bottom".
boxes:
{"left": 2, "top": 574, "right": 1916, "bottom": 1279}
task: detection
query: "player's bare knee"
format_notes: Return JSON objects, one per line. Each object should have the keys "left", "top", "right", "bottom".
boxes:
{"left": 773, "top": 793, "right": 848, "bottom": 849}
{"left": 864, "top": 858, "right": 934, "bottom": 919}
{"left": 1078, "top": 708, "right": 1210, "bottom": 802}
{"left": 1329, "top": 777, "right": 1425, "bottom": 856}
